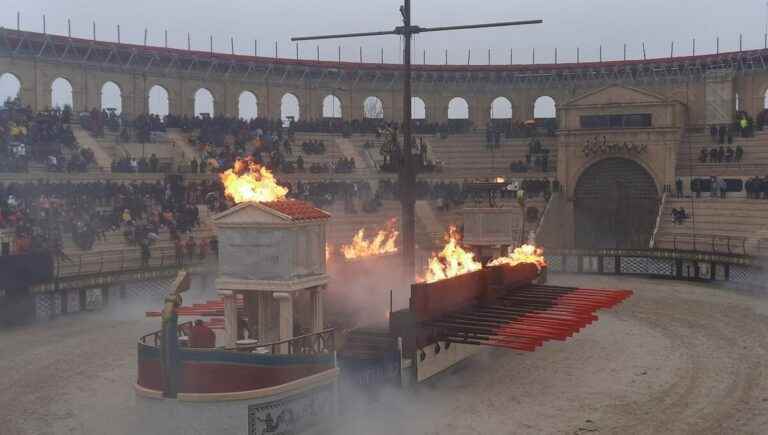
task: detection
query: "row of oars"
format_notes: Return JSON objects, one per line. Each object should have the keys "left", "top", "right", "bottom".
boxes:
{"left": 427, "top": 285, "right": 632, "bottom": 351}
{"left": 145, "top": 299, "right": 245, "bottom": 318}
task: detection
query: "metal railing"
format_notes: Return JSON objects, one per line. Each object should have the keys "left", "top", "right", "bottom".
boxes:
{"left": 54, "top": 246, "right": 207, "bottom": 279}
{"left": 757, "top": 239, "right": 768, "bottom": 254}
{"left": 139, "top": 321, "right": 194, "bottom": 347}
{"left": 229, "top": 328, "right": 336, "bottom": 356}
{"left": 139, "top": 325, "right": 336, "bottom": 357}
{"left": 649, "top": 192, "right": 667, "bottom": 248}
{"left": 667, "top": 233, "right": 747, "bottom": 256}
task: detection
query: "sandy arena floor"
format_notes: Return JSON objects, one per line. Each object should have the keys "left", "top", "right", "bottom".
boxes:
{"left": 2, "top": 274, "right": 768, "bottom": 435}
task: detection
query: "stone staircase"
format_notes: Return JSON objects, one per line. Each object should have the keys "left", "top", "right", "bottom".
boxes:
{"left": 335, "top": 136, "right": 372, "bottom": 170}
{"left": 71, "top": 125, "right": 112, "bottom": 170}
{"left": 165, "top": 129, "right": 200, "bottom": 163}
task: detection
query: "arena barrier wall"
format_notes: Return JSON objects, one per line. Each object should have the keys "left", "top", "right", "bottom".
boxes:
{"left": 137, "top": 341, "right": 335, "bottom": 397}
{"left": 544, "top": 248, "right": 766, "bottom": 289}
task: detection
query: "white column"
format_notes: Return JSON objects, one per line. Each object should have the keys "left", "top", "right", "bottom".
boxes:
{"left": 257, "top": 292, "right": 272, "bottom": 343}
{"left": 273, "top": 292, "right": 293, "bottom": 354}
{"left": 310, "top": 287, "right": 324, "bottom": 333}
{"left": 220, "top": 290, "right": 238, "bottom": 348}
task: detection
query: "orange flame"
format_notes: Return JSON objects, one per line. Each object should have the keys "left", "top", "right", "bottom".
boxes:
{"left": 488, "top": 244, "right": 547, "bottom": 271}
{"left": 326, "top": 244, "right": 333, "bottom": 262}
{"left": 421, "top": 226, "right": 482, "bottom": 283}
{"left": 341, "top": 219, "right": 399, "bottom": 259}
{"left": 220, "top": 159, "right": 288, "bottom": 203}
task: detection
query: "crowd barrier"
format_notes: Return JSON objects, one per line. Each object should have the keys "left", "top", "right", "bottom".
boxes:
{"left": 544, "top": 248, "right": 765, "bottom": 290}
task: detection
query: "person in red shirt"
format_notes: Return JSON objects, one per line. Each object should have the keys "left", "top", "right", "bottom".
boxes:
{"left": 187, "top": 319, "right": 216, "bottom": 348}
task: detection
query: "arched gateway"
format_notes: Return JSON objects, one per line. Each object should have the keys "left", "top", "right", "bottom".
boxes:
{"left": 574, "top": 158, "right": 659, "bottom": 249}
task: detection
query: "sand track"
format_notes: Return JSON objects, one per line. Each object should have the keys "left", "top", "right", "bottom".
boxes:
{"left": 2, "top": 275, "right": 768, "bottom": 434}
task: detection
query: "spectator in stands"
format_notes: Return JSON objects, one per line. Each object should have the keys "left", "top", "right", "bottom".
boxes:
{"left": 139, "top": 238, "right": 151, "bottom": 268}
{"left": 174, "top": 237, "right": 185, "bottom": 265}
{"left": 198, "top": 237, "right": 209, "bottom": 260}
{"left": 675, "top": 178, "right": 684, "bottom": 198}
{"left": 185, "top": 235, "right": 197, "bottom": 261}
{"left": 691, "top": 178, "right": 702, "bottom": 198}
{"left": 672, "top": 208, "right": 689, "bottom": 225}
{"left": 718, "top": 177, "right": 727, "bottom": 199}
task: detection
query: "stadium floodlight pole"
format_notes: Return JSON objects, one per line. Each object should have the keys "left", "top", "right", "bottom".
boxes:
{"left": 292, "top": 1, "right": 542, "bottom": 280}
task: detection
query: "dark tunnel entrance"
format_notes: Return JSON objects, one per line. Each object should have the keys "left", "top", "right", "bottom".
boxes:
{"left": 574, "top": 157, "right": 659, "bottom": 249}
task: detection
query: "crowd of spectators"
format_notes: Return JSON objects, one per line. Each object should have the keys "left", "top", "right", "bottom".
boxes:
{"left": 0, "top": 178, "right": 208, "bottom": 259}
{"left": 1, "top": 100, "right": 92, "bottom": 173}
{"left": 487, "top": 119, "right": 557, "bottom": 141}
{"left": 378, "top": 133, "right": 439, "bottom": 174}
{"left": 698, "top": 145, "right": 743, "bottom": 163}
{"left": 509, "top": 138, "right": 551, "bottom": 173}
{"left": 709, "top": 112, "right": 755, "bottom": 144}
{"left": 745, "top": 176, "right": 768, "bottom": 199}
{"left": 690, "top": 176, "right": 729, "bottom": 199}
{"left": 112, "top": 154, "right": 161, "bottom": 173}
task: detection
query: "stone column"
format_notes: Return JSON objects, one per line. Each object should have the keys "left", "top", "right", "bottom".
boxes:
{"left": 273, "top": 292, "right": 293, "bottom": 354}
{"left": 257, "top": 292, "right": 272, "bottom": 342}
{"left": 310, "top": 287, "right": 324, "bottom": 333}
{"left": 221, "top": 290, "right": 238, "bottom": 347}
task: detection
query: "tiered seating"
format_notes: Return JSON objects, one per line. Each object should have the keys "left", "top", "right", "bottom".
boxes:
{"left": 60, "top": 206, "right": 216, "bottom": 256}
{"left": 426, "top": 133, "right": 557, "bottom": 176}
{"left": 346, "top": 132, "right": 557, "bottom": 178}
{"left": 678, "top": 129, "right": 768, "bottom": 177}
{"left": 288, "top": 133, "right": 360, "bottom": 172}
{"left": 91, "top": 129, "right": 184, "bottom": 171}
{"left": 654, "top": 198, "right": 768, "bottom": 254}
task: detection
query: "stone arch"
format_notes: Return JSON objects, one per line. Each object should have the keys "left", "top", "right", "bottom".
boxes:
{"left": 363, "top": 96, "right": 384, "bottom": 119}
{"left": 490, "top": 96, "right": 513, "bottom": 119}
{"left": 534, "top": 96, "right": 556, "bottom": 118}
{"left": 573, "top": 157, "right": 659, "bottom": 249}
{"left": 100, "top": 81, "right": 122, "bottom": 114}
{"left": 194, "top": 88, "right": 215, "bottom": 117}
{"left": 448, "top": 97, "right": 469, "bottom": 119}
{"left": 281, "top": 92, "right": 300, "bottom": 125}
{"left": 0, "top": 72, "right": 21, "bottom": 104}
{"left": 51, "top": 77, "right": 74, "bottom": 109}
{"left": 238, "top": 91, "right": 258, "bottom": 120}
{"left": 148, "top": 85, "right": 170, "bottom": 117}
{"left": 322, "top": 94, "right": 342, "bottom": 118}
{"left": 411, "top": 97, "right": 426, "bottom": 120}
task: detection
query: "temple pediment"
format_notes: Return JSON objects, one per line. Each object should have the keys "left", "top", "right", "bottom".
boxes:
{"left": 564, "top": 85, "right": 667, "bottom": 107}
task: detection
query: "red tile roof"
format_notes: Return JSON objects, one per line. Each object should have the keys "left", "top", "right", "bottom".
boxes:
{"left": 261, "top": 200, "right": 331, "bottom": 221}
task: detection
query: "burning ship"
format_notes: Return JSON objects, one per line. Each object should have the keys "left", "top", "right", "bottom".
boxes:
{"left": 135, "top": 160, "right": 632, "bottom": 434}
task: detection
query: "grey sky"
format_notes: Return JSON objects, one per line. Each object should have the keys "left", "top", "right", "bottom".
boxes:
{"left": 2, "top": 1, "right": 768, "bottom": 115}
{"left": 2, "top": 0, "right": 767, "bottom": 64}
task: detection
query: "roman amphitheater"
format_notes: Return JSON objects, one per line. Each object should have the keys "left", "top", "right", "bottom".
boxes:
{"left": 2, "top": 25, "right": 768, "bottom": 435}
